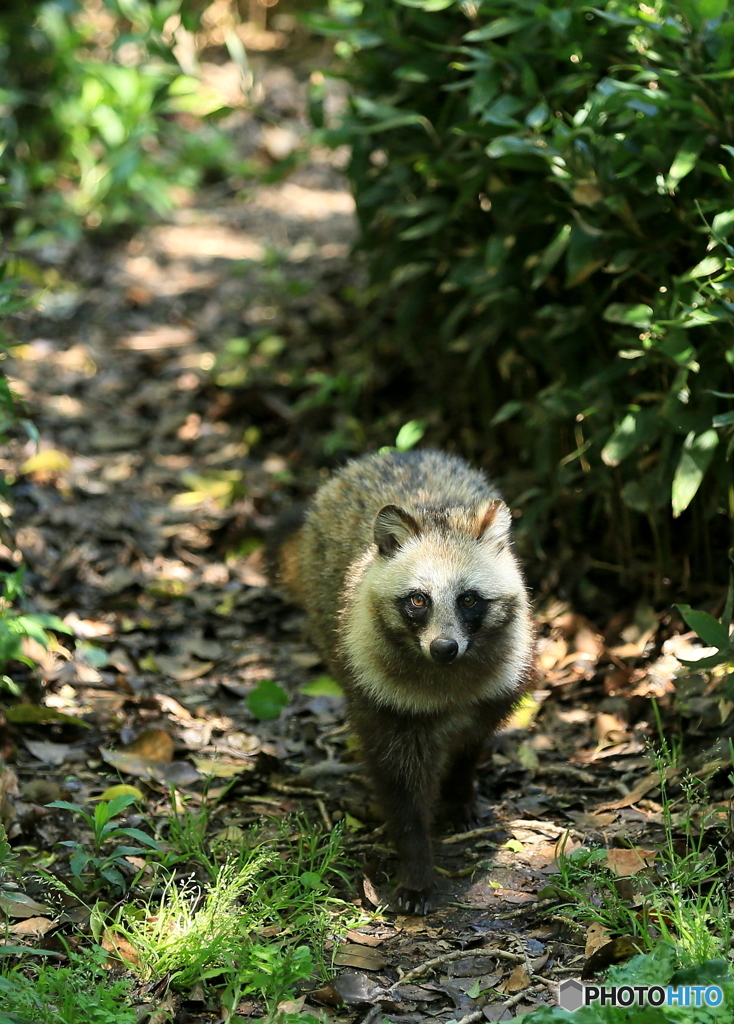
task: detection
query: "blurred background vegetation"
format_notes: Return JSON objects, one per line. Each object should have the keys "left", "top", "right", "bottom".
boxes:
{"left": 1, "top": 0, "right": 733, "bottom": 606}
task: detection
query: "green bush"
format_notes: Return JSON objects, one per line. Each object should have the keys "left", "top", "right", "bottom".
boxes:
{"left": 0, "top": 0, "right": 239, "bottom": 246}
{"left": 317, "top": 0, "right": 734, "bottom": 586}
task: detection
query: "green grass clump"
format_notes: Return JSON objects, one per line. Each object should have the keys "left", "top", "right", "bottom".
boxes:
{"left": 109, "top": 817, "right": 353, "bottom": 1021}
{"left": 0, "top": 946, "right": 137, "bottom": 1024}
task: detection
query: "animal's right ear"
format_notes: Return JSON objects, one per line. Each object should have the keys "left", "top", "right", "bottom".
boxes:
{"left": 374, "top": 505, "right": 421, "bottom": 556}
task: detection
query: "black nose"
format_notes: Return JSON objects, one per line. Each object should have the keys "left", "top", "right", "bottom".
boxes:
{"left": 430, "top": 638, "right": 459, "bottom": 664}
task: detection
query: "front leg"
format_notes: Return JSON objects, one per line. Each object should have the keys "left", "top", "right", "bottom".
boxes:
{"left": 352, "top": 702, "right": 440, "bottom": 914}
{"left": 440, "top": 735, "right": 484, "bottom": 832}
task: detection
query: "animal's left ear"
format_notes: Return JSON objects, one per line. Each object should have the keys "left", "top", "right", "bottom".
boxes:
{"left": 474, "top": 498, "right": 512, "bottom": 544}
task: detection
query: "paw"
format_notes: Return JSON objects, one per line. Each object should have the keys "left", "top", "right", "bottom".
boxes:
{"left": 393, "top": 885, "right": 433, "bottom": 916}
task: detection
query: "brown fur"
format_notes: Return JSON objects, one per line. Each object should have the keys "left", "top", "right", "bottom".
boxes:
{"left": 274, "top": 450, "right": 534, "bottom": 913}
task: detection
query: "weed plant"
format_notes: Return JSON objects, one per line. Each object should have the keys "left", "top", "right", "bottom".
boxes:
{"left": 109, "top": 814, "right": 354, "bottom": 1019}
{"left": 552, "top": 728, "right": 732, "bottom": 971}
{"left": 0, "top": 569, "right": 71, "bottom": 695}
{"left": 0, "top": 946, "right": 136, "bottom": 1024}
{"left": 48, "top": 792, "right": 160, "bottom": 895}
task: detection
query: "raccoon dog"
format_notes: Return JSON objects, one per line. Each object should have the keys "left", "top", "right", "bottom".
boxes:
{"left": 278, "top": 449, "right": 534, "bottom": 914}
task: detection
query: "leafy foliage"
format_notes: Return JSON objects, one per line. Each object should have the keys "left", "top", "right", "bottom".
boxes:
{"left": 0, "top": 0, "right": 239, "bottom": 245}
{"left": 48, "top": 792, "right": 160, "bottom": 894}
{"left": 246, "top": 678, "right": 290, "bottom": 720}
{"left": 318, "top": 0, "right": 734, "bottom": 582}
{"left": 0, "top": 946, "right": 137, "bottom": 1024}
{"left": 110, "top": 819, "right": 352, "bottom": 1019}
{"left": 0, "top": 570, "right": 71, "bottom": 694}
{"left": 676, "top": 564, "right": 733, "bottom": 669}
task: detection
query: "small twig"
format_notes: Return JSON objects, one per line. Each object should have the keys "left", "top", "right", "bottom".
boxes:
{"left": 452, "top": 1010, "right": 485, "bottom": 1024}
{"left": 269, "top": 781, "right": 327, "bottom": 797}
{"left": 535, "top": 765, "right": 598, "bottom": 785}
{"left": 452, "top": 981, "right": 547, "bottom": 1024}
{"left": 294, "top": 760, "right": 359, "bottom": 781}
{"left": 234, "top": 795, "right": 286, "bottom": 808}
{"left": 441, "top": 826, "right": 501, "bottom": 845}
{"left": 446, "top": 897, "right": 558, "bottom": 918}
{"left": 393, "top": 947, "right": 524, "bottom": 988}
{"left": 316, "top": 798, "right": 332, "bottom": 831}
{"left": 501, "top": 981, "right": 545, "bottom": 1010}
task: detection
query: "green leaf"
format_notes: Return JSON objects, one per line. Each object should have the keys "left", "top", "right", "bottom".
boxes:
{"left": 676, "top": 605, "right": 731, "bottom": 650}
{"left": 395, "top": 419, "right": 426, "bottom": 450}
{"left": 4, "top": 706, "right": 90, "bottom": 728}
{"left": 114, "top": 827, "right": 161, "bottom": 850}
{"left": 671, "top": 429, "right": 718, "bottom": 517}
{"left": 464, "top": 17, "right": 529, "bottom": 41}
{"left": 723, "top": 565, "right": 734, "bottom": 634}
{"left": 69, "top": 850, "right": 92, "bottom": 879}
{"left": 485, "top": 135, "right": 549, "bottom": 159}
{"left": 697, "top": 0, "right": 729, "bottom": 17}
{"left": 565, "top": 223, "right": 606, "bottom": 287}
{"left": 531, "top": 224, "right": 572, "bottom": 289}
{"left": 490, "top": 400, "right": 523, "bottom": 426}
{"left": 677, "top": 651, "right": 730, "bottom": 668}
{"left": 105, "top": 845, "right": 148, "bottom": 859}
{"left": 246, "top": 679, "right": 288, "bottom": 721}
{"left": 398, "top": 213, "right": 449, "bottom": 240}
{"left": 0, "top": 946, "right": 55, "bottom": 957}
{"left": 603, "top": 303, "right": 653, "bottom": 327}
{"left": 299, "top": 871, "right": 325, "bottom": 890}
{"left": 301, "top": 676, "right": 343, "bottom": 698}
{"left": 104, "top": 793, "right": 139, "bottom": 819}
{"left": 681, "top": 255, "right": 724, "bottom": 280}
{"left": 100, "top": 866, "right": 126, "bottom": 890}
{"left": 395, "top": 0, "right": 454, "bottom": 8}
{"left": 601, "top": 409, "right": 660, "bottom": 467}
{"left": 76, "top": 642, "right": 109, "bottom": 667}
{"left": 712, "top": 209, "right": 734, "bottom": 237}
{"left": 46, "top": 800, "right": 91, "bottom": 822}
{"left": 620, "top": 478, "right": 668, "bottom": 513}
{"left": 666, "top": 135, "right": 703, "bottom": 189}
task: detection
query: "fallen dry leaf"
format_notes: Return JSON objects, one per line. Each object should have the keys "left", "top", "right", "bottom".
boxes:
{"left": 595, "top": 774, "right": 660, "bottom": 811}
{"left": 582, "top": 937, "right": 644, "bottom": 979}
{"left": 191, "top": 757, "right": 252, "bottom": 778}
{"left": 0, "top": 892, "right": 52, "bottom": 918}
{"left": 100, "top": 730, "right": 175, "bottom": 779}
{"left": 24, "top": 739, "right": 75, "bottom": 765}
{"left": 331, "top": 972, "right": 387, "bottom": 1005}
{"left": 9, "top": 916, "right": 56, "bottom": 937}
{"left": 605, "top": 848, "right": 657, "bottom": 876}
{"left": 585, "top": 922, "right": 611, "bottom": 957}
{"left": 346, "top": 930, "right": 385, "bottom": 947}
{"left": 154, "top": 655, "right": 216, "bottom": 680}
{"left": 333, "top": 943, "right": 388, "bottom": 971}
{"left": 594, "top": 712, "right": 628, "bottom": 745}
{"left": 498, "top": 964, "right": 531, "bottom": 994}
{"left": 102, "top": 929, "right": 141, "bottom": 967}
{"left": 122, "top": 728, "right": 175, "bottom": 761}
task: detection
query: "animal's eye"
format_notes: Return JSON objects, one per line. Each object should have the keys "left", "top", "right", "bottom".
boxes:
{"left": 460, "top": 593, "right": 477, "bottom": 607}
{"left": 409, "top": 592, "right": 428, "bottom": 608}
